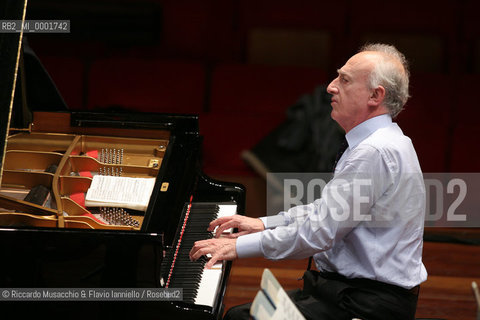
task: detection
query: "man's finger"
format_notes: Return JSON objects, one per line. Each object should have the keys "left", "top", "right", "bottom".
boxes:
{"left": 214, "top": 220, "right": 236, "bottom": 238}
{"left": 189, "top": 246, "right": 210, "bottom": 261}
{"left": 205, "top": 255, "right": 219, "bottom": 269}
{"left": 208, "top": 216, "right": 233, "bottom": 231}
{"left": 189, "top": 240, "right": 211, "bottom": 260}
{"left": 223, "top": 230, "right": 249, "bottom": 239}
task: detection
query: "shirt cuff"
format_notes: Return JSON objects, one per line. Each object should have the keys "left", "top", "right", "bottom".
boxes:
{"left": 260, "top": 214, "right": 288, "bottom": 229}
{"left": 236, "top": 232, "right": 263, "bottom": 258}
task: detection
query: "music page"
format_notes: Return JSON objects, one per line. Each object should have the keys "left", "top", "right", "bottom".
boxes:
{"left": 85, "top": 175, "right": 155, "bottom": 211}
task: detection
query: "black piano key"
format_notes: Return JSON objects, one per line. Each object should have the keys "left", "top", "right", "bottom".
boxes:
{"left": 161, "top": 203, "right": 224, "bottom": 304}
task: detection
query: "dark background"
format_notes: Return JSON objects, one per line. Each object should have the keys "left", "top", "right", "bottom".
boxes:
{"left": 18, "top": 0, "right": 480, "bottom": 177}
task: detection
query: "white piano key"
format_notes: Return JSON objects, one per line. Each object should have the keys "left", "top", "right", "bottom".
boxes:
{"left": 215, "top": 204, "right": 237, "bottom": 234}
{"left": 194, "top": 262, "right": 223, "bottom": 307}
{"left": 217, "top": 204, "right": 237, "bottom": 218}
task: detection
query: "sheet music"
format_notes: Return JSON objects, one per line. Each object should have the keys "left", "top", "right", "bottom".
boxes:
{"left": 250, "top": 269, "right": 305, "bottom": 320}
{"left": 85, "top": 175, "right": 155, "bottom": 211}
{"left": 251, "top": 290, "right": 275, "bottom": 320}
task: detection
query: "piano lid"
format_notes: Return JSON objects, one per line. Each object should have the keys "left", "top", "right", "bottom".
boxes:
{"left": 0, "top": 0, "right": 28, "bottom": 186}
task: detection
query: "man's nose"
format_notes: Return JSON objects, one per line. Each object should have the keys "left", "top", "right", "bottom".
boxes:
{"left": 327, "top": 79, "right": 338, "bottom": 94}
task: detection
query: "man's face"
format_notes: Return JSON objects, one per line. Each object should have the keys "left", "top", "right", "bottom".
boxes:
{"left": 327, "top": 52, "right": 376, "bottom": 132}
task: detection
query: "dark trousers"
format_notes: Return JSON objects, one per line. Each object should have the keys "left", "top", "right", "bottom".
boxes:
{"left": 223, "top": 270, "right": 419, "bottom": 320}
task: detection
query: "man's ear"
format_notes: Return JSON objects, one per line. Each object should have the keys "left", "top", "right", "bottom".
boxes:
{"left": 368, "top": 85, "right": 386, "bottom": 107}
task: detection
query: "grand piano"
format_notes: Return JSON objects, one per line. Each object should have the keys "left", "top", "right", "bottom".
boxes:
{"left": 0, "top": 1, "right": 245, "bottom": 319}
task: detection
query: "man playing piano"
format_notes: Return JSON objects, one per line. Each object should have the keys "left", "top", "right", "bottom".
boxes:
{"left": 190, "top": 43, "right": 427, "bottom": 320}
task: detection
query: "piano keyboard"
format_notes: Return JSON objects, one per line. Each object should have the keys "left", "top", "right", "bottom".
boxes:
{"left": 161, "top": 202, "right": 237, "bottom": 308}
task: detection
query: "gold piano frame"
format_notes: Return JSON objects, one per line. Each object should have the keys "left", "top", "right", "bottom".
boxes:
{"left": 0, "top": 111, "right": 170, "bottom": 231}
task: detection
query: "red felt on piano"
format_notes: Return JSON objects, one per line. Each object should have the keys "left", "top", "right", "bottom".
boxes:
{"left": 70, "top": 192, "right": 86, "bottom": 208}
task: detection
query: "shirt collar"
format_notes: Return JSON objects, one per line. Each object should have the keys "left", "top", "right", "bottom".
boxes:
{"left": 345, "top": 114, "right": 392, "bottom": 149}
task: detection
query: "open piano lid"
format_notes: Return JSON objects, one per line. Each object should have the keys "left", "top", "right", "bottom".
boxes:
{"left": 0, "top": 0, "right": 27, "bottom": 184}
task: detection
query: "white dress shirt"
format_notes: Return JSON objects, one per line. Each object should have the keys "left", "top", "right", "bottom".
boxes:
{"left": 236, "top": 114, "right": 428, "bottom": 289}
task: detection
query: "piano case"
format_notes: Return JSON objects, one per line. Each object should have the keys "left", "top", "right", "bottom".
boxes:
{"left": 0, "top": 2, "right": 245, "bottom": 319}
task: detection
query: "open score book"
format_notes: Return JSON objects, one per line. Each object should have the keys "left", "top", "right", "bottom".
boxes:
{"left": 85, "top": 175, "right": 156, "bottom": 211}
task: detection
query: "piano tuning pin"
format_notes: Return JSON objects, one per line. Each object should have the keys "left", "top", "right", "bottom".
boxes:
{"left": 100, "top": 207, "right": 107, "bottom": 222}
{"left": 98, "top": 206, "right": 139, "bottom": 228}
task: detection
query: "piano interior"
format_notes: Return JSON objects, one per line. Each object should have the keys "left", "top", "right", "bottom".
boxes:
{"left": 0, "top": 129, "right": 169, "bottom": 231}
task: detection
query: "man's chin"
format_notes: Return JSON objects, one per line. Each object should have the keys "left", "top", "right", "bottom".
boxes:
{"left": 330, "top": 110, "right": 338, "bottom": 121}
{"left": 330, "top": 111, "right": 346, "bottom": 130}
